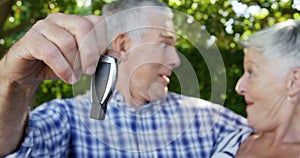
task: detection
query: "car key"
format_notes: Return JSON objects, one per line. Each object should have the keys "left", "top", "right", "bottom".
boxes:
{"left": 90, "top": 55, "right": 118, "bottom": 120}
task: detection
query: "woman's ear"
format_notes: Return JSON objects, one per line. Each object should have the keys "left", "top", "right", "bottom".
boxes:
{"left": 287, "top": 68, "right": 300, "bottom": 97}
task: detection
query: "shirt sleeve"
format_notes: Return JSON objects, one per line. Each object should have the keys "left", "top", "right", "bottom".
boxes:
{"left": 4, "top": 99, "right": 71, "bottom": 158}
{"left": 209, "top": 104, "right": 253, "bottom": 158}
{"left": 210, "top": 128, "right": 252, "bottom": 158}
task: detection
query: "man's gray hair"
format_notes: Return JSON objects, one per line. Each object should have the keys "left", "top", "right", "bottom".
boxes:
{"left": 102, "top": 0, "right": 173, "bottom": 46}
{"left": 241, "top": 19, "right": 300, "bottom": 71}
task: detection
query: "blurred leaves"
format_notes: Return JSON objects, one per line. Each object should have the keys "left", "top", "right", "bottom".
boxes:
{"left": 0, "top": 0, "right": 299, "bottom": 116}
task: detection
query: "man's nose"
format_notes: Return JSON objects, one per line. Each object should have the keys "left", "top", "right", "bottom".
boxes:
{"left": 166, "top": 47, "right": 181, "bottom": 69}
{"left": 235, "top": 75, "right": 247, "bottom": 95}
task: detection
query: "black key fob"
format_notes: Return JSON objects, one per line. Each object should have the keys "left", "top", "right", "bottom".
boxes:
{"left": 90, "top": 55, "right": 118, "bottom": 120}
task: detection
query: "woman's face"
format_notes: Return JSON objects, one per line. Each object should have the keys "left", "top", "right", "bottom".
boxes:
{"left": 235, "top": 47, "right": 290, "bottom": 132}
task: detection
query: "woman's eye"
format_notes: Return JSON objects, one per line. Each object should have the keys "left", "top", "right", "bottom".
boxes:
{"left": 247, "top": 69, "right": 254, "bottom": 77}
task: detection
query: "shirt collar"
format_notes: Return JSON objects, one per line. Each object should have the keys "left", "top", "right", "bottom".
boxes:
{"left": 109, "top": 90, "right": 167, "bottom": 116}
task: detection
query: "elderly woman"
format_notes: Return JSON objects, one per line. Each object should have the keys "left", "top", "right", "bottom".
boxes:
{"left": 235, "top": 19, "right": 300, "bottom": 157}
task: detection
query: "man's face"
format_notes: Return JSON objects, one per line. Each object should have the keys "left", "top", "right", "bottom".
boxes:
{"left": 118, "top": 13, "right": 181, "bottom": 106}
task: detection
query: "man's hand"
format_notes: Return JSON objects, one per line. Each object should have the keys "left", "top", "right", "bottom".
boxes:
{"left": 2, "top": 13, "right": 107, "bottom": 85}
{"left": 0, "top": 13, "right": 108, "bottom": 157}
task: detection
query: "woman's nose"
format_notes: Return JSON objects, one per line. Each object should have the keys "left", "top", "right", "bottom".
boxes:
{"left": 235, "top": 75, "right": 247, "bottom": 95}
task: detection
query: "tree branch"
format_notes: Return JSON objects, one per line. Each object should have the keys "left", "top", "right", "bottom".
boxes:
{"left": 0, "top": 20, "right": 32, "bottom": 38}
{"left": 0, "top": 0, "right": 14, "bottom": 35}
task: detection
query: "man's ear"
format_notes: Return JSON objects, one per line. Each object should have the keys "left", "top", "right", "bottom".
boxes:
{"left": 112, "top": 33, "right": 130, "bottom": 52}
{"left": 104, "top": 33, "right": 129, "bottom": 59}
{"left": 111, "top": 33, "right": 132, "bottom": 62}
{"left": 287, "top": 68, "right": 300, "bottom": 96}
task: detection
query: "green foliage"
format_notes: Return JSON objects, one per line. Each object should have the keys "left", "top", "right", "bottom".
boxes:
{"left": 1, "top": 0, "right": 299, "bottom": 116}
{"left": 33, "top": 80, "right": 73, "bottom": 108}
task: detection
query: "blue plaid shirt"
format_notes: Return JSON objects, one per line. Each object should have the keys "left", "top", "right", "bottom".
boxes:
{"left": 6, "top": 91, "right": 252, "bottom": 158}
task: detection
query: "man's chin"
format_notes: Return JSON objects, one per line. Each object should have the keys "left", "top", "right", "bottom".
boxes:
{"left": 148, "top": 84, "right": 168, "bottom": 101}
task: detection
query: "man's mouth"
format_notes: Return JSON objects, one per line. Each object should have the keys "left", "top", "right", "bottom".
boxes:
{"left": 159, "top": 74, "right": 170, "bottom": 85}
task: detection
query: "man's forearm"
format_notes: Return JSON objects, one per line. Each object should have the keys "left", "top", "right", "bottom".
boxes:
{"left": 0, "top": 12, "right": 108, "bottom": 156}
{"left": 0, "top": 72, "right": 39, "bottom": 156}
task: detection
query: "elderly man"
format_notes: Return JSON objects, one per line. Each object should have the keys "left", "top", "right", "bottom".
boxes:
{"left": 0, "top": 0, "right": 251, "bottom": 157}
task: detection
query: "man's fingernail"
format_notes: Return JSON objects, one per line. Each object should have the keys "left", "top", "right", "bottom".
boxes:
{"left": 68, "top": 73, "right": 77, "bottom": 84}
{"left": 85, "top": 65, "right": 96, "bottom": 75}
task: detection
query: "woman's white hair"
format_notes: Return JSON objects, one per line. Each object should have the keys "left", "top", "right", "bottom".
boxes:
{"left": 241, "top": 19, "right": 300, "bottom": 72}
{"left": 102, "top": 0, "right": 173, "bottom": 47}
